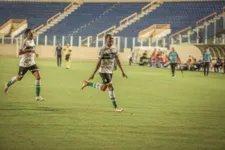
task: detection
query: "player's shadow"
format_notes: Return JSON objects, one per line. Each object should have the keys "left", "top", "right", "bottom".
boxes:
{"left": 0, "top": 107, "right": 61, "bottom": 112}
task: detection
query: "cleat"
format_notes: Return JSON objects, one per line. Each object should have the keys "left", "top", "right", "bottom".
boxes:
{"left": 4, "top": 83, "right": 9, "bottom": 94}
{"left": 36, "top": 96, "right": 44, "bottom": 101}
{"left": 81, "top": 80, "right": 88, "bottom": 90}
{"left": 115, "top": 107, "right": 124, "bottom": 112}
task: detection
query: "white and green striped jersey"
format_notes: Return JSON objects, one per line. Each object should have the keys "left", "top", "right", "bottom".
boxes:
{"left": 19, "top": 38, "right": 36, "bottom": 67}
{"left": 99, "top": 46, "right": 118, "bottom": 74}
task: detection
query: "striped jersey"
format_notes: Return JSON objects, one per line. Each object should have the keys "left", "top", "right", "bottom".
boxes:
{"left": 19, "top": 38, "right": 36, "bottom": 67}
{"left": 99, "top": 46, "right": 118, "bottom": 74}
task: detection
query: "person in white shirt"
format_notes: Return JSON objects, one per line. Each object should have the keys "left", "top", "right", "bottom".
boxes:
{"left": 4, "top": 29, "right": 44, "bottom": 101}
{"left": 81, "top": 34, "right": 127, "bottom": 112}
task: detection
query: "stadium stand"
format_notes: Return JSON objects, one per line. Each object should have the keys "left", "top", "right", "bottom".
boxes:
{"left": 0, "top": 1, "right": 69, "bottom": 29}
{"left": 45, "top": 3, "right": 148, "bottom": 37}
{"left": 117, "top": 1, "right": 225, "bottom": 37}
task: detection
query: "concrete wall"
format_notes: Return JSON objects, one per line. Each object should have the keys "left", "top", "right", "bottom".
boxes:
{"left": 171, "top": 44, "right": 202, "bottom": 62}
{"left": 0, "top": 44, "right": 130, "bottom": 61}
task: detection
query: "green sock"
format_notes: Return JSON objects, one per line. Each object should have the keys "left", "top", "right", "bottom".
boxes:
{"left": 112, "top": 99, "right": 117, "bottom": 108}
{"left": 7, "top": 76, "right": 17, "bottom": 87}
{"left": 87, "top": 82, "right": 102, "bottom": 90}
{"left": 36, "top": 86, "right": 40, "bottom": 97}
{"left": 87, "top": 82, "right": 94, "bottom": 87}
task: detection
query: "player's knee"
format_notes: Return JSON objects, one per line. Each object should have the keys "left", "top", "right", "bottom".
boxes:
{"left": 108, "top": 83, "right": 113, "bottom": 90}
{"left": 17, "top": 76, "right": 23, "bottom": 81}
{"left": 36, "top": 76, "right": 41, "bottom": 80}
{"left": 101, "top": 85, "right": 107, "bottom": 91}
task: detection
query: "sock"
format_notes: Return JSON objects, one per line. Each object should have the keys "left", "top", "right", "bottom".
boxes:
{"left": 87, "top": 82, "right": 103, "bottom": 90}
{"left": 7, "top": 76, "right": 17, "bottom": 87}
{"left": 109, "top": 90, "right": 117, "bottom": 108}
{"left": 35, "top": 80, "right": 41, "bottom": 97}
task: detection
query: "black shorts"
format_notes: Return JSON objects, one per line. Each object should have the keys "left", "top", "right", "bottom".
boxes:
{"left": 99, "top": 73, "right": 112, "bottom": 84}
{"left": 18, "top": 64, "right": 39, "bottom": 77}
{"left": 65, "top": 54, "right": 70, "bottom": 61}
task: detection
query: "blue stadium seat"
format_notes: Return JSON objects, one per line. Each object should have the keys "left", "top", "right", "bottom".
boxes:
{"left": 117, "top": 1, "right": 225, "bottom": 37}
{"left": 45, "top": 3, "right": 147, "bottom": 37}
{"left": 0, "top": 1, "right": 69, "bottom": 29}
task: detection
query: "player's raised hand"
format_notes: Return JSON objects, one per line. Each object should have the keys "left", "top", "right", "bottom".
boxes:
{"left": 122, "top": 72, "right": 128, "bottom": 78}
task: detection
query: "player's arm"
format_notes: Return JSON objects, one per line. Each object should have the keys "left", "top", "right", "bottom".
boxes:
{"left": 89, "top": 58, "right": 101, "bottom": 80}
{"left": 115, "top": 55, "right": 127, "bottom": 78}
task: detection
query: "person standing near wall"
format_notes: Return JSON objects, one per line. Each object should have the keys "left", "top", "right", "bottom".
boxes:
{"left": 55, "top": 42, "right": 62, "bottom": 67}
{"left": 168, "top": 47, "right": 181, "bottom": 77}
{"left": 203, "top": 47, "right": 212, "bottom": 76}
{"left": 129, "top": 48, "right": 134, "bottom": 66}
{"left": 63, "top": 43, "right": 72, "bottom": 69}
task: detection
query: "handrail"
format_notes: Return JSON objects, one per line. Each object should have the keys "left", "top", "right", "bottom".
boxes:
{"left": 196, "top": 12, "right": 217, "bottom": 27}
{"left": 47, "top": 12, "right": 61, "bottom": 24}
{"left": 97, "top": 25, "right": 116, "bottom": 38}
{"left": 120, "top": 12, "right": 138, "bottom": 26}
{"left": 64, "top": 1, "right": 75, "bottom": 12}
{"left": 12, "top": 19, "right": 27, "bottom": 32}
{"left": 12, "top": 19, "right": 24, "bottom": 23}
{"left": 139, "top": 25, "right": 156, "bottom": 37}
{"left": 32, "top": 24, "right": 44, "bottom": 33}
{"left": 64, "top": 0, "right": 82, "bottom": 12}
{"left": 152, "top": 24, "right": 171, "bottom": 37}
{"left": 0, "top": 19, "right": 12, "bottom": 30}
{"left": 170, "top": 26, "right": 192, "bottom": 38}
{"left": 139, "top": 24, "right": 169, "bottom": 37}
{"left": 142, "top": 0, "right": 158, "bottom": 13}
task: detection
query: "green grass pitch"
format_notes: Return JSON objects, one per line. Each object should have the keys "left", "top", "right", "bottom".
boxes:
{"left": 0, "top": 56, "right": 225, "bottom": 150}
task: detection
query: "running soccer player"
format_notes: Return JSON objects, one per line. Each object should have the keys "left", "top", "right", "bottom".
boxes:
{"left": 63, "top": 43, "right": 72, "bottom": 69}
{"left": 4, "top": 29, "right": 44, "bottom": 101}
{"left": 168, "top": 47, "right": 181, "bottom": 77}
{"left": 203, "top": 47, "right": 212, "bottom": 76}
{"left": 81, "top": 34, "right": 127, "bottom": 112}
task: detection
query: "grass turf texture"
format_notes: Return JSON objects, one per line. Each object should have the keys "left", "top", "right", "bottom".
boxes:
{"left": 0, "top": 56, "right": 225, "bottom": 150}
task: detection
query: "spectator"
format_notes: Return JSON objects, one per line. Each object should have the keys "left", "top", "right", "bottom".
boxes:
{"left": 214, "top": 57, "right": 222, "bottom": 73}
{"left": 129, "top": 48, "right": 134, "bottom": 66}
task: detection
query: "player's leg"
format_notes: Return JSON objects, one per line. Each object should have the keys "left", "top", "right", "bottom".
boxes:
{"left": 203, "top": 62, "right": 207, "bottom": 76}
{"left": 57, "top": 55, "right": 59, "bottom": 67}
{"left": 4, "top": 67, "right": 27, "bottom": 93}
{"left": 59, "top": 55, "right": 62, "bottom": 67}
{"left": 170, "top": 63, "right": 175, "bottom": 77}
{"left": 107, "top": 75, "right": 123, "bottom": 112}
{"left": 81, "top": 73, "right": 108, "bottom": 91}
{"left": 206, "top": 62, "right": 210, "bottom": 75}
{"left": 30, "top": 65, "right": 44, "bottom": 101}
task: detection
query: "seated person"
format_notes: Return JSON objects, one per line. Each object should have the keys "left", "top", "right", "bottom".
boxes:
{"left": 139, "top": 52, "right": 148, "bottom": 66}
{"left": 195, "top": 58, "right": 204, "bottom": 71}
{"left": 214, "top": 57, "right": 222, "bottom": 72}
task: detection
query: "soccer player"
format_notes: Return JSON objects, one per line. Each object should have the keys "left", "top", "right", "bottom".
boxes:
{"left": 55, "top": 42, "right": 62, "bottom": 67}
{"left": 4, "top": 29, "right": 44, "bottom": 101}
{"left": 168, "top": 47, "right": 181, "bottom": 77}
{"left": 63, "top": 43, "right": 72, "bottom": 69}
{"left": 81, "top": 34, "right": 127, "bottom": 112}
{"left": 203, "top": 47, "right": 212, "bottom": 76}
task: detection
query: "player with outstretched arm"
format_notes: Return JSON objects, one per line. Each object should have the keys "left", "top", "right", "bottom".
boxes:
{"left": 4, "top": 29, "right": 44, "bottom": 101}
{"left": 81, "top": 34, "right": 127, "bottom": 112}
